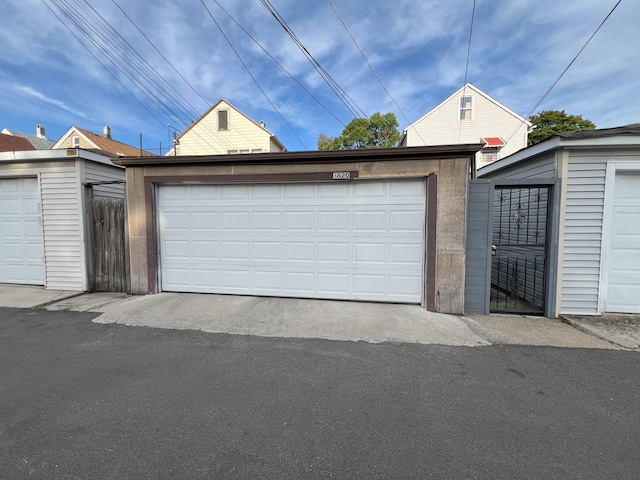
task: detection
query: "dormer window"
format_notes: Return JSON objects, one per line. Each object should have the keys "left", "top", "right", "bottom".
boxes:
{"left": 72, "top": 135, "right": 80, "bottom": 147}
{"left": 459, "top": 95, "right": 473, "bottom": 121}
{"left": 217, "top": 110, "right": 229, "bottom": 131}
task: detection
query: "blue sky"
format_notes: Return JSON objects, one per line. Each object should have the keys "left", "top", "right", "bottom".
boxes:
{"left": 1, "top": 0, "right": 638, "bottom": 153}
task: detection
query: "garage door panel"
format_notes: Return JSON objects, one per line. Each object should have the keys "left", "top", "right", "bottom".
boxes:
{"left": 221, "top": 212, "right": 249, "bottom": 231}
{"left": 0, "top": 178, "right": 44, "bottom": 285}
{"left": 252, "top": 212, "right": 280, "bottom": 230}
{"left": 318, "top": 242, "right": 349, "bottom": 262}
{"left": 191, "top": 212, "right": 218, "bottom": 230}
{"left": 606, "top": 171, "right": 640, "bottom": 313}
{"left": 159, "top": 180, "right": 425, "bottom": 303}
{"left": 285, "top": 211, "right": 314, "bottom": 231}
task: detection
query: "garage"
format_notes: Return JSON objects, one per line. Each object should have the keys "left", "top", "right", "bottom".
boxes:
{"left": 0, "top": 177, "right": 44, "bottom": 285}
{"left": 158, "top": 179, "right": 426, "bottom": 303}
{"left": 606, "top": 170, "right": 640, "bottom": 313}
{"left": 118, "top": 145, "right": 478, "bottom": 313}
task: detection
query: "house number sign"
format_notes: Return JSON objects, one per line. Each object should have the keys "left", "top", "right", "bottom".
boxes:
{"left": 332, "top": 171, "right": 351, "bottom": 180}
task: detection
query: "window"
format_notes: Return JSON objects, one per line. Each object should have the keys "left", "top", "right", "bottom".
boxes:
{"left": 72, "top": 136, "right": 80, "bottom": 147}
{"left": 217, "top": 110, "right": 229, "bottom": 130}
{"left": 459, "top": 95, "right": 473, "bottom": 121}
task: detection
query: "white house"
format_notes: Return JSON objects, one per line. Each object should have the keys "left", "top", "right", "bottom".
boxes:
{"left": 173, "top": 99, "right": 286, "bottom": 156}
{"left": 0, "top": 149, "right": 125, "bottom": 291}
{"left": 400, "top": 83, "right": 532, "bottom": 169}
{"left": 477, "top": 124, "right": 640, "bottom": 316}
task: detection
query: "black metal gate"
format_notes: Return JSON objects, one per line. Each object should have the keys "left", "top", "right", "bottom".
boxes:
{"left": 490, "top": 186, "right": 549, "bottom": 314}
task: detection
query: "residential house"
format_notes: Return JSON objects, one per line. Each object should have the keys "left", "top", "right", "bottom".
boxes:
{"left": 1, "top": 125, "right": 55, "bottom": 150}
{"left": 399, "top": 83, "right": 532, "bottom": 170}
{"left": 466, "top": 124, "right": 640, "bottom": 317}
{"left": 0, "top": 148, "right": 125, "bottom": 291}
{"left": 173, "top": 99, "right": 286, "bottom": 156}
{"left": 53, "top": 125, "right": 151, "bottom": 157}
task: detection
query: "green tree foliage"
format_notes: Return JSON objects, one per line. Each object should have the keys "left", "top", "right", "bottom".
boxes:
{"left": 317, "top": 112, "right": 400, "bottom": 150}
{"left": 528, "top": 110, "right": 596, "bottom": 145}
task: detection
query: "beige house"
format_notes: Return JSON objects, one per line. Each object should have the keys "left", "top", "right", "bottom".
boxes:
{"left": 399, "top": 83, "right": 532, "bottom": 170}
{"left": 53, "top": 125, "right": 151, "bottom": 157}
{"left": 173, "top": 99, "right": 286, "bottom": 156}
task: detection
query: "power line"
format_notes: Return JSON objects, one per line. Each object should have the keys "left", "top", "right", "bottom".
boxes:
{"left": 259, "top": 0, "right": 367, "bottom": 120}
{"left": 526, "top": 0, "right": 623, "bottom": 118}
{"left": 110, "top": 0, "right": 211, "bottom": 110}
{"left": 463, "top": 0, "right": 476, "bottom": 86}
{"left": 200, "top": 0, "right": 308, "bottom": 149}
{"left": 45, "top": 0, "right": 268, "bottom": 154}
{"left": 40, "top": 0, "right": 167, "bottom": 129}
{"left": 458, "top": 0, "right": 477, "bottom": 145}
{"left": 210, "top": 0, "right": 346, "bottom": 128}
{"left": 325, "top": 0, "right": 426, "bottom": 146}
{"left": 504, "top": 0, "right": 623, "bottom": 145}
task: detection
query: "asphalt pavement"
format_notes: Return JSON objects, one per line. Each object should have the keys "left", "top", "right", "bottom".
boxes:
{"left": 1, "top": 307, "right": 639, "bottom": 479}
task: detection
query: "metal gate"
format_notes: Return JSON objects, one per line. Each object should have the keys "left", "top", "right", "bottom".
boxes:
{"left": 490, "top": 186, "right": 549, "bottom": 314}
{"left": 464, "top": 179, "right": 559, "bottom": 316}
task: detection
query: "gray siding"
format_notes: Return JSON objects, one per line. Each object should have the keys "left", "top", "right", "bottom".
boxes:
{"left": 83, "top": 161, "right": 125, "bottom": 199}
{"left": 561, "top": 156, "right": 607, "bottom": 314}
{"left": 464, "top": 180, "right": 491, "bottom": 313}
{"left": 480, "top": 152, "right": 556, "bottom": 179}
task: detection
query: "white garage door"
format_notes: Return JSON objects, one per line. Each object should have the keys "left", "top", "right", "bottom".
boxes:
{"left": 0, "top": 178, "right": 45, "bottom": 285}
{"left": 158, "top": 179, "right": 426, "bottom": 303}
{"left": 606, "top": 171, "right": 640, "bottom": 313}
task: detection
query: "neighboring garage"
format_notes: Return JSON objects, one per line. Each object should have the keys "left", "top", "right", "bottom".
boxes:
{"left": 116, "top": 145, "right": 480, "bottom": 314}
{"left": 0, "top": 149, "right": 125, "bottom": 291}
{"left": 477, "top": 124, "right": 640, "bottom": 316}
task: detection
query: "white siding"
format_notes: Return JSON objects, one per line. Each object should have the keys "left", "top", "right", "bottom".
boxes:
{"left": 0, "top": 160, "right": 86, "bottom": 291}
{"left": 560, "top": 155, "right": 607, "bottom": 314}
{"left": 40, "top": 162, "right": 85, "bottom": 291}
{"left": 83, "top": 161, "right": 125, "bottom": 199}
{"left": 405, "top": 87, "right": 529, "bottom": 164}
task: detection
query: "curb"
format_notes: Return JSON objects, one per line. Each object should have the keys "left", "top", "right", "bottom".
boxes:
{"left": 559, "top": 315, "right": 639, "bottom": 350}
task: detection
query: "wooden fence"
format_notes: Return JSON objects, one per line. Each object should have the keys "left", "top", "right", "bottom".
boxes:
{"left": 85, "top": 192, "right": 130, "bottom": 292}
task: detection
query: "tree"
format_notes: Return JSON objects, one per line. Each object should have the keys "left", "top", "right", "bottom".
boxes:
{"left": 528, "top": 110, "right": 596, "bottom": 145}
{"left": 317, "top": 112, "right": 400, "bottom": 150}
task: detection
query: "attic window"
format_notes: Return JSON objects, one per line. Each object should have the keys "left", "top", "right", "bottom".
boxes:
{"left": 218, "top": 110, "right": 229, "bottom": 131}
{"left": 72, "top": 136, "right": 80, "bottom": 147}
{"left": 459, "top": 95, "right": 473, "bottom": 121}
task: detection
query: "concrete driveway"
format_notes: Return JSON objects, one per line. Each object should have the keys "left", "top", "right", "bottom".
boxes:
{"left": 0, "top": 284, "right": 632, "bottom": 348}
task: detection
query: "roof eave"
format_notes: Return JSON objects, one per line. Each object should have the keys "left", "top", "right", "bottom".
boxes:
{"left": 113, "top": 144, "right": 484, "bottom": 167}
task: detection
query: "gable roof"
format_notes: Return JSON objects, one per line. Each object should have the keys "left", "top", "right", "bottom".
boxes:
{"left": 53, "top": 126, "right": 153, "bottom": 157}
{"left": 177, "top": 98, "right": 286, "bottom": 150}
{"left": 1, "top": 128, "right": 55, "bottom": 149}
{"left": 403, "top": 83, "right": 532, "bottom": 133}
{"left": 0, "top": 133, "right": 36, "bottom": 152}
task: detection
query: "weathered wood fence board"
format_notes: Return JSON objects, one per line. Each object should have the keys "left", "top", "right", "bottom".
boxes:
{"left": 86, "top": 196, "right": 129, "bottom": 292}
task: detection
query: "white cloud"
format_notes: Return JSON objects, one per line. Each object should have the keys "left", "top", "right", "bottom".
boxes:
{"left": 13, "top": 84, "right": 88, "bottom": 118}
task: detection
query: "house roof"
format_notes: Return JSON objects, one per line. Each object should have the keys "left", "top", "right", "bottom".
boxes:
{"left": 400, "top": 83, "right": 533, "bottom": 146}
{"left": 478, "top": 123, "right": 640, "bottom": 177}
{"left": 177, "top": 98, "right": 286, "bottom": 151}
{"left": 53, "top": 126, "right": 153, "bottom": 157}
{"left": 0, "top": 133, "right": 36, "bottom": 152}
{"left": 1, "top": 129, "right": 55, "bottom": 149}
